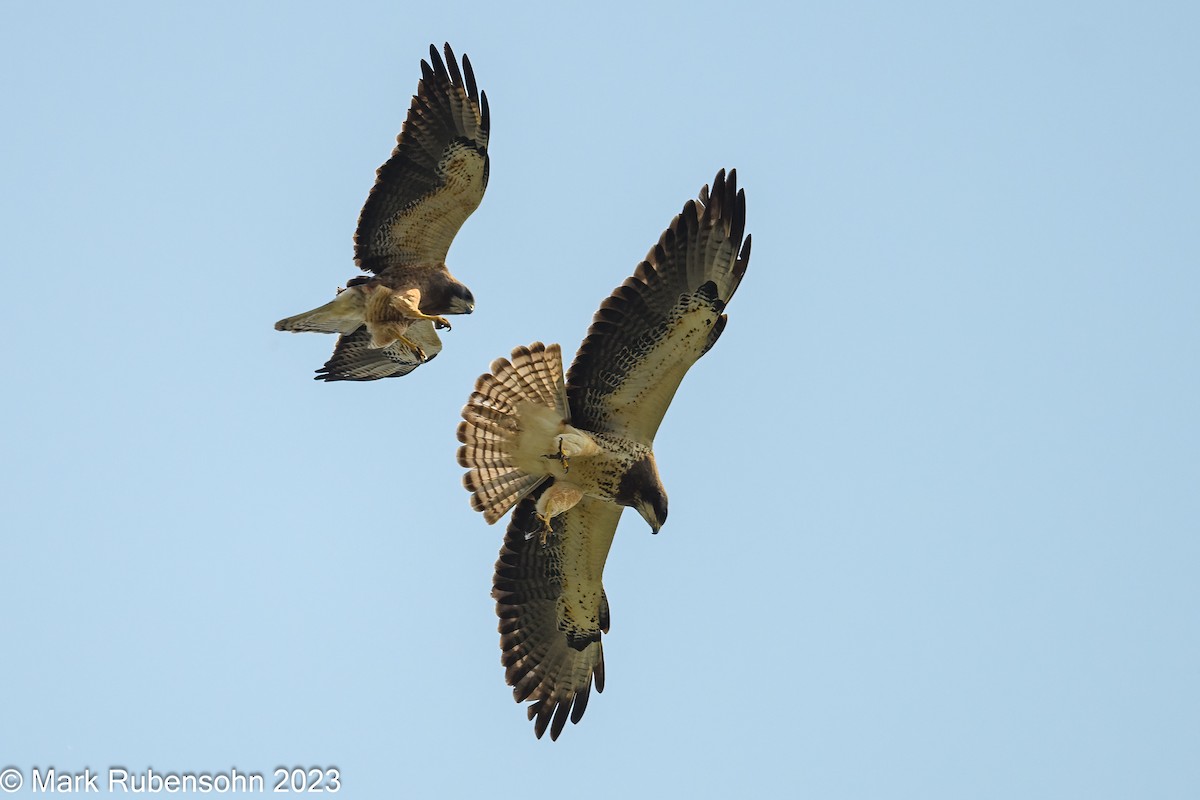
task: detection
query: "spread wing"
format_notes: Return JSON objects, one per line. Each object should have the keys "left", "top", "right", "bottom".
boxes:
{"left": 313, "top": 320, "right": 442, "bottom": 381}
{"left": 493, "top": 489, "right": 621, "bottom": 740}
{"left": 565, "top": 169, "right": 750, "bottom": 444}
{"left": 353, "top": 43, "right": 490, "bottom": 274}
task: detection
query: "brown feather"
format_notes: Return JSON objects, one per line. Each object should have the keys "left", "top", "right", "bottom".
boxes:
{"left": 354, "top": 42, "right": 490, "bottom": 271}
{"left": 457, "top": 343, "right": 570, "bottom": 522}
{"left": 566, "top": 169, "right": 749, "bottom": 442}
{"left": 492, "top": 491, "right": 617, "bottom": 740}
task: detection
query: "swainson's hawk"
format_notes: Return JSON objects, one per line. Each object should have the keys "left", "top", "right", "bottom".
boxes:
{"left": 457, "top": 170, "right": 751, "bottom": 739}
{"left": 275, "top": 43, "right": 489, "bottom": 381}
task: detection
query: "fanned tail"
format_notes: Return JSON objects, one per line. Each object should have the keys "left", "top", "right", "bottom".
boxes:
{"left": 457, "top": 342, "right": 569, "bottom": 523}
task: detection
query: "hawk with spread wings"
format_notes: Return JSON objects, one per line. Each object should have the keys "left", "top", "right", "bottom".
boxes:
{"left": 275, "top": 43, "right": 489, "bottom": 381}
{"left": 457, "top": 170, "right": 751, "bottom": 739}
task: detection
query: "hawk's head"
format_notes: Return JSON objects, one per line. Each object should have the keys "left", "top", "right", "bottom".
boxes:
{"left": 617, "top": 454, "right": 668, "bottom": 534}
{"left": 423, "top": 273, "right": 476, "bottom": 316}
{"left": 445, "top": 281, "right": 476, "bottom": 315}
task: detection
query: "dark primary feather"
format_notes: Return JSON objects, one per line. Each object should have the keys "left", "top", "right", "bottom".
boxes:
{"left": 566, "top": 169, "right": 751, "bottom": 442}
{"left": 353, "top": 42, "right": 490, "bottom": 272}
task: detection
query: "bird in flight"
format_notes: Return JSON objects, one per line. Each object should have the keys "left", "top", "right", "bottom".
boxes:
{"left": 275, "top": 43, "right": 489, "bottom": 381}
{"left": 457, "top": 169, "right": 751, "bottom": 739}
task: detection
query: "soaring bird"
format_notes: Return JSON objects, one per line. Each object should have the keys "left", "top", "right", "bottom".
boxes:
{"left": 457, "top": 170, "right": 751, "bottom": 739}
{"left": 275, "top": 43, "right": 489, "bottom": 381}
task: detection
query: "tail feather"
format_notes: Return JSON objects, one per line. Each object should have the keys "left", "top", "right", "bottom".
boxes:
{"left": 473, "top": 343, "right": 566, "bottom": 413}
{"left": 506, "top": 346, "right": 564, "bottom": 408}
{"left": 461, "top": 400, "right": 520, "bottom": 430}
{"left": 458, "top": 343, "right": 569, "bottom": 523}
{"left": 274, "top": 288, "right": 365, "bottom": 335}
{"left": 457, "top": 415, "right": 515, "bottom": 447}
{"left": 466, "top": 468, "right": 542, "bottom": 522}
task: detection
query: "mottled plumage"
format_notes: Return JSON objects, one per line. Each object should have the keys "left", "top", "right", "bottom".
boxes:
{"left": 458, "top": 169, "right": 751, "bottom": 739}
{"left": 275, "top": 43, "right": 489, "bottom": 381}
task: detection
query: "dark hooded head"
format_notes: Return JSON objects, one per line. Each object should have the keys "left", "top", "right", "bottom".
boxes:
{"left": 443, "top": 280, "right": 475, "bottom": 315}
{"left": 616, "top": 454, "right": 669, "bottom": 534}
{"left": 422, "top": 273, "right": 476, "bottom": 316}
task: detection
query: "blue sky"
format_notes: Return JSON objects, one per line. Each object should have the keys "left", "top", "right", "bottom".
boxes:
{"left": 3, "top": 1, "right": 1197, "bottom": 797}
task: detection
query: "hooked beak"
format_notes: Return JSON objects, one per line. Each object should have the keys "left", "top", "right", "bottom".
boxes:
{"left": 636, "top": 503, "right": 665, "bottom": 535}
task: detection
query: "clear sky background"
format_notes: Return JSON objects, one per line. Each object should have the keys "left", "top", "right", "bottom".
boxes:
{"left": 3, "top": 1, "right": 1197, "bottom": 797}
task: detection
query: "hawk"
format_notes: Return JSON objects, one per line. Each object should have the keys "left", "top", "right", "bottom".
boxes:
{"left": 275, "top": 43, "right": 489, "bottom": 381}
{"left": 457, "top": 170, "right": 751, "bottom": 739}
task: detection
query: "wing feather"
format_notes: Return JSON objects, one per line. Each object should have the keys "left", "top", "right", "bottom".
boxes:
{"left": 493, "top": 489, "right": 621, "bottom": 740}
{"left": 353, "top": 43, "right": 490, "bottom": 273}
{"left": 565, "top": 169, "right": 751, "bottom": 443}
{"left": 313, "top": 320, "right": 442, "bottom": 381}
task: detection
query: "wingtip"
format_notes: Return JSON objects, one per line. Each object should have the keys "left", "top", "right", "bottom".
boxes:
{"left": 442, "top": 43, "right": 464, "bottom": 86}
{"left": 704, "top": 168, "right": 745, "bottom": 245}
{"left": 427, "top": 42, "right": 450, "bottom": 82}
{"left": 462, "top": 51, "right": 480, "bottom": 101}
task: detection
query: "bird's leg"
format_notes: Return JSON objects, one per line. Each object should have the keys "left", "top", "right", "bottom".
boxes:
{"left": 366, "top": 321, "right": 427, "bottom": 361}
{"left": 529, "top": 483, "right": 582, "bottom": 546}
{"left": 391, "top": 289, "right": 452, "bottom": 330}
{"left": 541, "top": 436, "right": 569, "bottom": 473}
{"left": 523, "top": 513, "right": 554, "bottom": 545}
{"left": 397, "top": 336, "right": 428, "bottom": 362}
{"left": 557, "top": 436, "right": 569, "bottom": 472}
